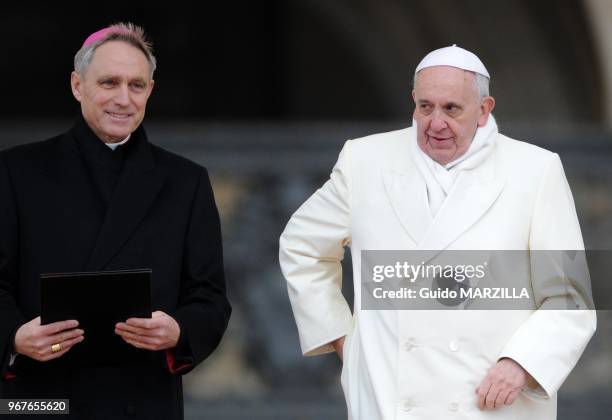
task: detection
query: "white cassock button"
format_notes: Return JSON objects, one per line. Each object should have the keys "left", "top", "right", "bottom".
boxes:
{"left": 449, "top": 401, "right": 459, "bottom": 412}
{"left": 402, "top": 401, "right": 413, "bottom": 412}
{"left": 449, "top": 340, "right": 459, "bottom": 352}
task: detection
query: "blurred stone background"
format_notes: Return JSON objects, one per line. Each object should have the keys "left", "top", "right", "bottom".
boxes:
{"left": 1, "top": 1, "right": 611, "bottom": 418}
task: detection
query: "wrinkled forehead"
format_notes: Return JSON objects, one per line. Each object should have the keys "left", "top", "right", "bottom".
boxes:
{"left": 414, "top": 66, "right": 477, "bottom": 99}
{"left": 87, "top": 41, "right": 152, "bottom": 76}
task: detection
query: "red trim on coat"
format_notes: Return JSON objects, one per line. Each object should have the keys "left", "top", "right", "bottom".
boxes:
{"left": 4, "top": 371, "right": 17, "bottom": 380}
{"left": 165, "top": 349, "right": 191, "bottom": 374}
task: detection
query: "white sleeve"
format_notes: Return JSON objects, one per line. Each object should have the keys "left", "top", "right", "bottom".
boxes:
{"left": 499, "top": 153, "right": 596, "bottom": 397}
{"left": 279, "top": 141, "right": 354, "bottom": 356}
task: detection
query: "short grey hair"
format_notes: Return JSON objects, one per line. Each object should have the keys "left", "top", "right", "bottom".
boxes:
{"left": 74, "top": 22, "right": 157, "bottom": 78}
{"left": 473, "top": 72, "right": 489, "bottom": 99}
{"left": 413, "top": 69, "right": 490, "bottom": 100}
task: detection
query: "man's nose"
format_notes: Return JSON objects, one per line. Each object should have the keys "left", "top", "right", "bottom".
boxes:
{"left": 113, "top": 84, "right": 130, "bottom": 106}
{"left": 429, "top": 111, "right": 448, "bottom": 132}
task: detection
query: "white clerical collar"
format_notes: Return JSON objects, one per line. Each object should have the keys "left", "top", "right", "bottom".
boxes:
{"left": 105, "top": 134, "right": 131, "bottom": 151}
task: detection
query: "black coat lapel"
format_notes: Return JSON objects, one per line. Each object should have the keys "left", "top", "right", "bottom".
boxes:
{"left": 47, "top": 134, "right": 108, "bottom": 270}
{"left": 85, "top": 128, "right": 166, "bottom": 270}
{"left": 55, "top": 134, "right": 105, "bottom": 218}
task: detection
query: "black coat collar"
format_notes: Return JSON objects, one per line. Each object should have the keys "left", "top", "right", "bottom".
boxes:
{"left": 57, "top": 117, "right": 167, "bottom": 271}
{"left": 71, "top": 116, "right": 154, "bottom": 175}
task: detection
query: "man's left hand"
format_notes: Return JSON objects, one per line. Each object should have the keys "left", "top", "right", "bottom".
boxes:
{"left": 476, "top": 358, "right": 528, "bottom": 410}
{"left": 115, "top": 310, "right": 180, "bottom": 351}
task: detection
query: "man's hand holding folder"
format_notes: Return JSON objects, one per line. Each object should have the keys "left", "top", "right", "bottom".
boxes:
{"left": 115, "top": 310, "right": 180, "bottom": 351}
{"left": 12, "top": 308, "right": 179, "bottom": 363}
{"left": 14, "top": 317, "right": 84, "bottom": 361}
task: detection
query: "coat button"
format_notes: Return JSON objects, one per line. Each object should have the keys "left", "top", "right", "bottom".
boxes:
{"left": 125, "top": 405, "right": 136, "bottom": 417}
{"left": 449, "top": 401, "right": 459, "bottom": 412}
{"left": 449, "top": 340, "right": 459, "bottom": 352}
{"left": 402, "top": 400, "right": 413, "bottom": 412}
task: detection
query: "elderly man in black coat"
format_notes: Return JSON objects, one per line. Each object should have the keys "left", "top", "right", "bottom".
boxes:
{"left": 0, "top": 22, "right": 231, "bottom": 419}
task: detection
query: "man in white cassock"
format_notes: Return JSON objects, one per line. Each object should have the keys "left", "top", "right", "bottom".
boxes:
{"left": 279, "top": 45, "right": 596, "bottom": 419}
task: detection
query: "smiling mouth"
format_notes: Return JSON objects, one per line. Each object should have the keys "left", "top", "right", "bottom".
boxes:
{"left": 106, "top": 111, "right": 131, "bottom": 120}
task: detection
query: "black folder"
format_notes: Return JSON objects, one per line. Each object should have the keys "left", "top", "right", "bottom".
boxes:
{"left": 40, "top": 269, "right": 152, "bottom": 366}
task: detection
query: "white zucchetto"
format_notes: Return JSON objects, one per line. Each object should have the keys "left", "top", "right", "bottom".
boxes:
{"left": 415, "top": 44, "right": 490, "bottom": 79}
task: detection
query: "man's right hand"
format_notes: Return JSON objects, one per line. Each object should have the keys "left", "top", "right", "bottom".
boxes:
{"left": 14, "top": 317, "right": 84, "bottom": 362}
{"left": 332, "top": 336, "right": 346, "bottom": 361}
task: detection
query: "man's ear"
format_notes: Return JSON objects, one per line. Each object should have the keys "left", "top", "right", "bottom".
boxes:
{"left": 70, "top": 71, "right": 83, "bottom": 102}
{"left": 477, "top": 96, "right": 495, "bottom": 127}
{"left": 146, "top": 79, "right": 155, "bottom": 98}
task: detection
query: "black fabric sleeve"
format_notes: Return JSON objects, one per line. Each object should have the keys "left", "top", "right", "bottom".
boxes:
{"left": 0, "top": 153, "right": 26, "bottom": 380}
{"left": 169, "top": 168, "right": 231, "bottom": 374}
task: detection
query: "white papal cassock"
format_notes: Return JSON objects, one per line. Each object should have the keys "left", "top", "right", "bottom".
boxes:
{"left": 279, "top": 119, "right": 596, "bottom": 419}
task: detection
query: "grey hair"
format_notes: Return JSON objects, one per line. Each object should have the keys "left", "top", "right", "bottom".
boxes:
{"left": 413, "top": 69, "right": 490, "bottom": 100}
{"left": 474, "top": 73, "right": 489, "bottom": 99}
{"left": 74, "top": 22, "right": 157, "bottom": 78}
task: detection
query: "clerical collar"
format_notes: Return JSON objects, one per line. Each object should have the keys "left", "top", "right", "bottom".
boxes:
{"left": 106, "top": 135, "right": 131, "bottom": 151}
{"left": 73, "top": 115, "right": 141, "bottom": 157}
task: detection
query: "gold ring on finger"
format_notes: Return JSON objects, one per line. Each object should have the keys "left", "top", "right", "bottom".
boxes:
{"left": 51, "top": 343, "right": 62, "bottom": 353}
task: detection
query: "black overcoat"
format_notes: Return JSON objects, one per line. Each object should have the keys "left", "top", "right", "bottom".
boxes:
{"left": 0, "top": 119, "right": 231, "bottom": 419}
